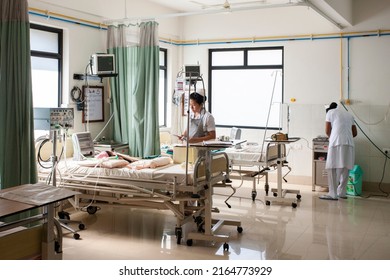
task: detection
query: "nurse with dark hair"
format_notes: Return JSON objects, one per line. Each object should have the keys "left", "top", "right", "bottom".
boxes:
{"left": 320, "top": 102, "right": 358, "bottom": 200}
{"left": 179, "top": 92, "right": 216, "bottom": 143}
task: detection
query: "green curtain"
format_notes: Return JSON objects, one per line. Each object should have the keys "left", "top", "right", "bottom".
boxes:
{"left": 0, "top": 0, "right": 37, "bottom": 190}
{"left": 108, "top": 22, "right": 160, "bottom": 158}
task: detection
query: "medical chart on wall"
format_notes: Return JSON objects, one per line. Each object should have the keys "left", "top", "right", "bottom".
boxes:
{"left": 82, "top": 86, "right": 104, "bottom": 123}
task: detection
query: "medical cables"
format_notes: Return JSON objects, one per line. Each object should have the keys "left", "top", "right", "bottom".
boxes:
{"left": 341, "top": 102, "right": 390, "bottom": 198}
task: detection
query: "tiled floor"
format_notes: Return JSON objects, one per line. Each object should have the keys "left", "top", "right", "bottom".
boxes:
{"left": 61, "top": 181, "right": 390, "bottom": 260}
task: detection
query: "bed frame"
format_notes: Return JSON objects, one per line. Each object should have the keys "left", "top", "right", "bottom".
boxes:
{"left": 37, "top": 151, "right": 242, "bottom": 250}
{"left": 226, "top": 142, "right": 288, "bottom": 200}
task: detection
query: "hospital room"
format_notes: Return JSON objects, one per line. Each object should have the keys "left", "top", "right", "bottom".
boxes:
{"left": 1, "top": 0, "right": 390, "bottom": 267}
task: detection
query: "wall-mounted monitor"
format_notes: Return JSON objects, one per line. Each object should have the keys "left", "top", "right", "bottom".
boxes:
{"left": 91, "top": 53, "right": 115, "bottom": 75}
{"left": 185, "top": 65, "right": 200, "bottom": 79}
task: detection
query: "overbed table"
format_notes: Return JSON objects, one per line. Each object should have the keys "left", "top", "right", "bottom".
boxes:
{"left": 0, "top": 183, "right": 78, "bottom": 259}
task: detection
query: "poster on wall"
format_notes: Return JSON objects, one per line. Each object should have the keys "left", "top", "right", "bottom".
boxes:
{"left": 82, "top": 86, "right": 104, "bottom": 123}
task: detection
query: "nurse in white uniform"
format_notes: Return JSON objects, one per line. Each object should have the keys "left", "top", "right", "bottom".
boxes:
{"left": 179, "top": 92, "right": 216, "bottom": 143}
{"left": 320, "top": 102, "right": 357, "bottom": 200}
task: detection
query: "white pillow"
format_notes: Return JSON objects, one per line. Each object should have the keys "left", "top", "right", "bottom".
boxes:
{"left": 101, "top": 159, "right": 129, "bottom": 169}
{"left": 149, "top": 157, "right": 172, "bottom": 168}
{"left": 129, "top": 157, "right": 172, "bottom": 169}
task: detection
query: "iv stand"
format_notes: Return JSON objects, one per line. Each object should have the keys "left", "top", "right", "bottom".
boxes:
{"left": 50, "top": 129, "right": 84, "bottom": 240}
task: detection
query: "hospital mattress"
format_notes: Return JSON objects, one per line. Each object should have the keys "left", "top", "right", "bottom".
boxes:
{"left": 44, "top": 159, "right": 192, "bottom": 184}
{"left": 225, "top": 145, "right": 265, "bottom": 163}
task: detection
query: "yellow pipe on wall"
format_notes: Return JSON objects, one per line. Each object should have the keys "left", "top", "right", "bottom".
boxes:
{"left": 340, "top": 34, "right": 344, "bottom": 103}
{"left": 29, "top": 7, "right": 107, "bottom": 29}
{"left": 29, "top": 6, "right": 390, "bottom": 47}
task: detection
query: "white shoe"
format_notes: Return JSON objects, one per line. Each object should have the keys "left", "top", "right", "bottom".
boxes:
{"left": 319, "top": 195, "right": 338, "bottom": 200}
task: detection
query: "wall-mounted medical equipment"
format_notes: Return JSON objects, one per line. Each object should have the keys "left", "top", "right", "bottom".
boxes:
{"left": 90, "top": 53, "right": 116, "bottom": 75}
{"left": 72, "top": 132, "right": 95, "bottom": 161}
{"left": 33, "top": 108, "right": 74, "bottom": 130}
{"left": 185, "top": 65, "right": 201, "bottom": 81}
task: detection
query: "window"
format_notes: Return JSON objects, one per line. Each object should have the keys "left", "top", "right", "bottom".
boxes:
{"left": 159, "top": 48, "right": 167, "bottom": 127}
{"left": 30, "top": 24, "right": 63, "bottom": 108}
{"left": 209, "top": 47, "right": 283, "bottom": 129}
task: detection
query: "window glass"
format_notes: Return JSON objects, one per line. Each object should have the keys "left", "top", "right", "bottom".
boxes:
{"left": 30, "top": 28, "right": 59, "bottom": 53}
{"left": 210, "top": 47, "right": 283, "bottom": 129}
{"left": 248, "top": 49, "right": 283, "bottom": 65}
{"left": 31, "top": 56, "right": 59, "bottom": 107}
{"left": 159, "top": 50, "right": 165, "bottom": 66}
{"left": 212, "top": 69, "right": 282, "bottom": 128}
{"left": 159, "top": 68, "right": 165, "bottom": 126}
{"left": 30, "top": 24, "right": 62, "bottom": 109}
{"left": 212, "top": 51, "right": 244, "bottom": 66}
{"left": 159, "top": 49, "right": 167, "bottom": 127}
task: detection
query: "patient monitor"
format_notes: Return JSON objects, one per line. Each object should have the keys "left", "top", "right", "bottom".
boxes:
{"left": 72, "top": 132, "right": 95, "bottom": 160}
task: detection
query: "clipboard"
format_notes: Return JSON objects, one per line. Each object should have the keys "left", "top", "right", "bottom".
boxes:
{"left": 82, "top": 86, "right": 104, "bottom": 123}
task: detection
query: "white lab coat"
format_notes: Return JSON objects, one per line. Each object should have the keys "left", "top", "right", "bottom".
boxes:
{"left": 325, "top": 108, "right": 355, "bottom": 170}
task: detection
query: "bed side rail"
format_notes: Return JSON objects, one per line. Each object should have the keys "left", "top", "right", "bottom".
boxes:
{"left": 266, "top": 142, "right": 286, "bottom": 164}
{"left": 193, "top": 152, "right": 229, "bottom": 182}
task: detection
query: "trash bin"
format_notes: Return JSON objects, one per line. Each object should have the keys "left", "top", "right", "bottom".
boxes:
{"left": 346, "top": 165, "right": 363, "bottom": 196}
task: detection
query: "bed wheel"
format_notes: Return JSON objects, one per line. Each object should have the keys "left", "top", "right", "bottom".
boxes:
{"left": 265, "top": 200, "right": 271, "bottom": 206}
{"left": 223, "top": 243, "right": 229, "bottom": 251}
{"left": 273, "top": 192, "right": 277, "bottom": 197}
{"left": 58, "top": 211, "right": 70, "bottom": 220}
{"left": 87, "top": 206, "right": 98, "bottom": 215}
{"left": 251, "top": 191, "right": 257, "bottom": 201}
{"left": 292, "top": 202, "right": 297, "bottom": 208}
{"left": 237, "top": 226, "right": 243, "bottom": 233}
{"left": 186, "top": 239, "right": 193, "bottom": 246}
{"left": 79, "top": 223, "right": 85, "bottom": 230}
{"left": 55, "top": 241, "right": 61, "bottom": 253}
{"left": 73, "top": 233, "right": 80, "bottom": 240}
{"left": 296, "top": 194, "right": 302, "bottom": 200}
{"left": 175, "top": 227, "right": 182, "bottom": 244}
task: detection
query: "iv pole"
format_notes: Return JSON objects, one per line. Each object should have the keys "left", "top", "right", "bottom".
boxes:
{"left": 260, "top": 70, "right": 280, "bottom": 161}
{"left": 49, "top": 128, "right": 84, "bottom": 240}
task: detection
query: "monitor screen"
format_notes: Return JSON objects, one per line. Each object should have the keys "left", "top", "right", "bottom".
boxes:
{"left": 185, "top": 65, "right": 200, "bottom": 78}
{"left": 91, "top": 54, "right": 115, "bottom": 75}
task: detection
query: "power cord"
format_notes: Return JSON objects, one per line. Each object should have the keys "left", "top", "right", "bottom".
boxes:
{"left": 363, "top": 153, "right": 389, "bottom": 199}
{"left": 341, "top": 103, "right": 390, "bottom": 197}
{"left": 70, "top": 86, "right": 84, "bottom": 110}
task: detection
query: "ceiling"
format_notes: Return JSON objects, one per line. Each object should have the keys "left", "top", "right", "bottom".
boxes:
{"left": 31, "top": 0, "right": 353, "bottom": 29}
{"left": 147, "top": 0, "right": 305, "bottom": 13}
{"left": 142, "top": 0, "right": 351, "bottom": 29}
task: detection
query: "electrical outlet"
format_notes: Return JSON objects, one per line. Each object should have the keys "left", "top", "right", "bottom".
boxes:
{"left": 383, "top": 148, "right": 390, "bottom": 154}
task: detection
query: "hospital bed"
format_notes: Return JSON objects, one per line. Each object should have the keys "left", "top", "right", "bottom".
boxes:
{"left": 36, "top": 136, "right": 242, "bottom": 250}
{"left": 224, "top": 141, "right": 289, "bottom": 200}
{"left": 225, "top": 139, "right": 301, "bottom": 207}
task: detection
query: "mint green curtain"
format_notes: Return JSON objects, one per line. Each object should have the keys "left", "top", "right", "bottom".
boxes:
{"left": 107, "top": 22, "right": 160, "bottom": 158}
{"left": 0, "top": 0, "right": 37, "bottom": 189}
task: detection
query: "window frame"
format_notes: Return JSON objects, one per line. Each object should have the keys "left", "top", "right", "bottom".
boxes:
{"left": 208, "top": 46, "right": 284, "bottom": 129}
{"left": 30, "top": 23, "right": 63, "bottom": 107}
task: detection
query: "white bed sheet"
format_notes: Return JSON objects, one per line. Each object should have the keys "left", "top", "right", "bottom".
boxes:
{"left": 39, "top": 158, "right": 193, "bottom": 185}
{"left": 225, "top": 145, "right": 265, "bottom": 163}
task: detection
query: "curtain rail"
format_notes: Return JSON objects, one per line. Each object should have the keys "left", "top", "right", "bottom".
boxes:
{"left": 160, "top": 30, "right": 390, "bottom": 46}
{"left": 29, "top": 7, "right": 107, "bottom": 30}
{"left": 29, "top": 7, "right": 390, "bottom": 47}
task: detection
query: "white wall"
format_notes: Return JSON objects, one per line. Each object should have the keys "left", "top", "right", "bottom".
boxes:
{"left": 176, "top": 2, "right": 390, "bottom": 186}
